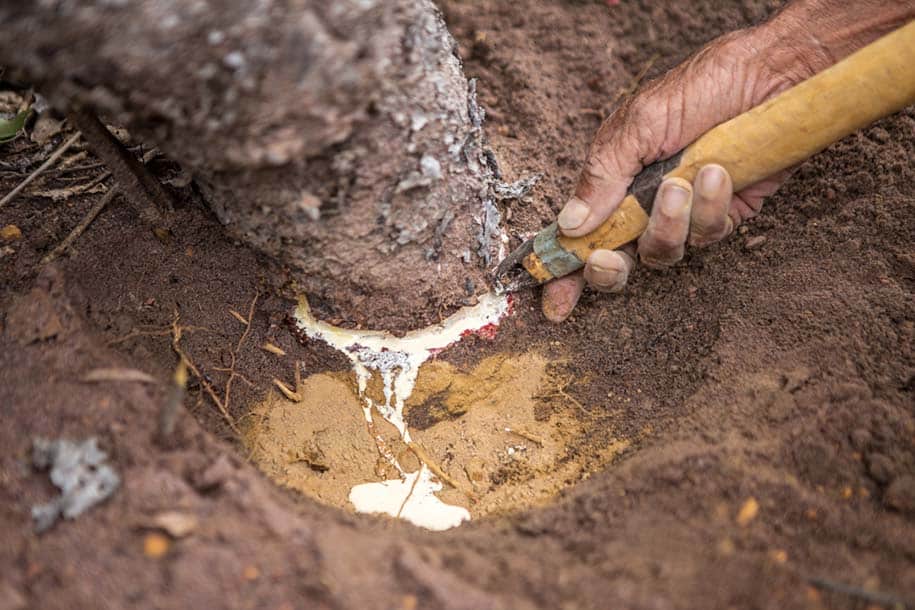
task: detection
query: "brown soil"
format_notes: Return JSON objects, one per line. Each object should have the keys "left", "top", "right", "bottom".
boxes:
{"left": 244, "top": 352, "right": 629, "bottom": 518}
{"left": 2, "top": 1, "right": 914, "bottom": 609}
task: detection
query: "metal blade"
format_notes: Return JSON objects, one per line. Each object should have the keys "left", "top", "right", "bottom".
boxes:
{"left": 493, "top": 237, "right": 539, "bottom": 293}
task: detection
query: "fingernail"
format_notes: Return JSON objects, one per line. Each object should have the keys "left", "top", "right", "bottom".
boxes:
{"left": 589, "top": 249, "right": 624, "bottom": 273}
{"left": 557, "top": 197, "right": 590, "bottom": 231}
{"left": 698, "top": 165, "right": 725, "bottom": 197}
{"left": 588, "top": 250, "right": 626, "bottom": 287}
{"left": 659, "top": 184, "right": 691, "bottom": 216}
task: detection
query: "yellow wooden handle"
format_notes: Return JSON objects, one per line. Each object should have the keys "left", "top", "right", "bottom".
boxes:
{"left": 670, "top": 19, "right": 915, "bottom": 190}
{"left": 541, "top": 20, "right": 915, "bottom": 277}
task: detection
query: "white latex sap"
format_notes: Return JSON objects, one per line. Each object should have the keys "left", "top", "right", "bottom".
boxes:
{"left": 293, "top": 292, "right": 509, "bottom": 531}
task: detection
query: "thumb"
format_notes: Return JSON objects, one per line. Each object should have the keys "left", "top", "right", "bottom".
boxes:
{"left": 558, "top": 29, "right": 771, "bottom": 238}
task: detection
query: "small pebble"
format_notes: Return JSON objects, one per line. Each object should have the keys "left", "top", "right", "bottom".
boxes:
{"left": 143, "top": 533, "right": 170, "bottom": 558}
{"left": 769, "top": 549, "right": 788, "bottom": 564}
{"left": 0, "top": 224, "right": 22, "bottom": 241}
{"left": 884, "top": 475, "right": 915, "bottom": 514}
{"left": 30, "top": 114, "right": 62, "bottom": 145}
{"left": 866, "top": 453, "right": 894, "bottom": 484}
{"left": 745, "top": 235, "right": 767, "bottom": 250}
{"left": 736, "top": 497, "right": 759, "bottom": 526}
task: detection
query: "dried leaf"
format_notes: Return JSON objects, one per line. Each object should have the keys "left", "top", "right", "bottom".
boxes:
{"left": 151, "top": 511, "right": 198, "bottom": 538}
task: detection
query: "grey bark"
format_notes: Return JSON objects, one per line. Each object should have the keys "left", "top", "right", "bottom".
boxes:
{"left": 0, "top": 0, "right": 504, "bottom": 331}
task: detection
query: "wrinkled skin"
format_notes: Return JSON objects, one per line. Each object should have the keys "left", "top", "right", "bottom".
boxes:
{"left": 542, "top": 0, "right": 915, "bottom": 322}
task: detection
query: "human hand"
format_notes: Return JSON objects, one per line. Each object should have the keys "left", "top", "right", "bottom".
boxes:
{"left": 539, "top": 0, "right": 904, "bottom": 322}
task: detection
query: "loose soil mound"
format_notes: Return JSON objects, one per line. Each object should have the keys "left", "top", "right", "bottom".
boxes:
{"left": 1, "top": 1, "right": 914, "bottom": 609}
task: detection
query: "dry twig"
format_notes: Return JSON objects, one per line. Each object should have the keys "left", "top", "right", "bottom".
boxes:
{"left": 40, "top": 187, "right": 117, "bottom": 265}
{"left": 0, "top": 131, "right": 81, "bottom": 209}
{"left": 83, "top": 367, "right": 156, "bottom": 384}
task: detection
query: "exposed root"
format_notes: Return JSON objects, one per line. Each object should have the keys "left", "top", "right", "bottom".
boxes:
{"left": 535, "top": 373, "right": 590, "bottom": 415}
{"left": 69, "top": 109, "right": 171, "bottom": 231}
{"left": 273, "top": 378, "right": 302, "bottom": 402}
{"left": 170, "top": 312, "right": 241, "bottom": 436}
{"left": 213, "top": 368, "right": 256, "bottom": 389}
{"left": 260, "top": 342, "right": 286, "bottom": 356}
{"left": 222, "top": 293, "right": 260, "bottom": 416}
{"left": 229, "top": 309, "right": 249, "bottom": 325}
{"left": 504, "top": 426, "right": 544, "bottom": 447}
{"left": 408, "top": 442, "right": 475, "bottom": 501}
{"left": 273, "top": 359, "right": 303, "bottom": 402}
{"left": 396, "top": 469, "right": 422, "bottom": 519}
{"left": 107, "top": 324, "right": 210, "bottom": 346}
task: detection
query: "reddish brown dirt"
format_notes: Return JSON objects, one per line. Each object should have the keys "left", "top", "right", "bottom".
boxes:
{"left": 2, "top": 1, "right": 914, "bottom": 609}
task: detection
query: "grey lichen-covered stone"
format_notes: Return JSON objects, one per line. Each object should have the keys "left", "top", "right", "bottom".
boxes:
{"left": 31, "top": 437, "right": 120, "bottom": 533}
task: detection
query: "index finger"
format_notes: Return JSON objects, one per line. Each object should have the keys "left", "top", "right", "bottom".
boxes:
{"left": 558, "top": 103, "right": 647, "bottom": 238}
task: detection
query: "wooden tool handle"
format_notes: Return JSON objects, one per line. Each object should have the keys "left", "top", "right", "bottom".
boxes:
{"left": 549, "top": 20, "right": 915, "bottom": 270}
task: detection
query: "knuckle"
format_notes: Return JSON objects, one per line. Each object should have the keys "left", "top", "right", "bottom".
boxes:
{"left": 639, "top": 256, "right": 672, "bottom": 270}
{"left": 644, "top": 231, "right": 683, "bottom": 252}
{"left": 689, "top": 219, "right": 725, "bottom": 243}
{"left": 639, "top": 243, "right": 684, "bottom": 268}
{"left": 592, "top": 281, "right": 626, "bottom": 294}
{"left": 586, "top": 272, "right": 627, "bottom": 293}
{"left": 688, "top": 229, "right": 722, "bottom": 248}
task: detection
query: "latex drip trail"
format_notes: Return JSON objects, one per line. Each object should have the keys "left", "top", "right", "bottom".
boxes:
{"left": 293, "top": 292, "right": 510, "bottom": 531}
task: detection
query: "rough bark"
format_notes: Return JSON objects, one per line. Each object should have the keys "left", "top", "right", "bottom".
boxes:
{"left": 0, "top": 0, "right": 504, "bottom": 331}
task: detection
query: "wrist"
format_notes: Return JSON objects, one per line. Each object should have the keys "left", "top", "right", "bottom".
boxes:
{"left": 747, "top": 12, "right": 835, "bottom": 92}
{"left": 760, "top": 0, "right": 915, "bottom": 80}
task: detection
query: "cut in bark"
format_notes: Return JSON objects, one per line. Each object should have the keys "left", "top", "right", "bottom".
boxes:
{"left": 0, "top": 0, "right": 506, "bottom": 331}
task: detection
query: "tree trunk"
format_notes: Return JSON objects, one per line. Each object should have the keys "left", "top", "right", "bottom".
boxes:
{"left": 0, "top": 0, "right": 506, "bottom": 331}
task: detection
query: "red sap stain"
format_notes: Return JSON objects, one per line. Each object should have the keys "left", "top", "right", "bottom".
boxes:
{"left": 461, "top": 323, "right": 499, "bottom": 340}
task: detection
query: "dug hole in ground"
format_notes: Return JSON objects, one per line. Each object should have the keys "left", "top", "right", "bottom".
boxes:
{"left": 1, "top": 1, "right": 914, "bottom": 609}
